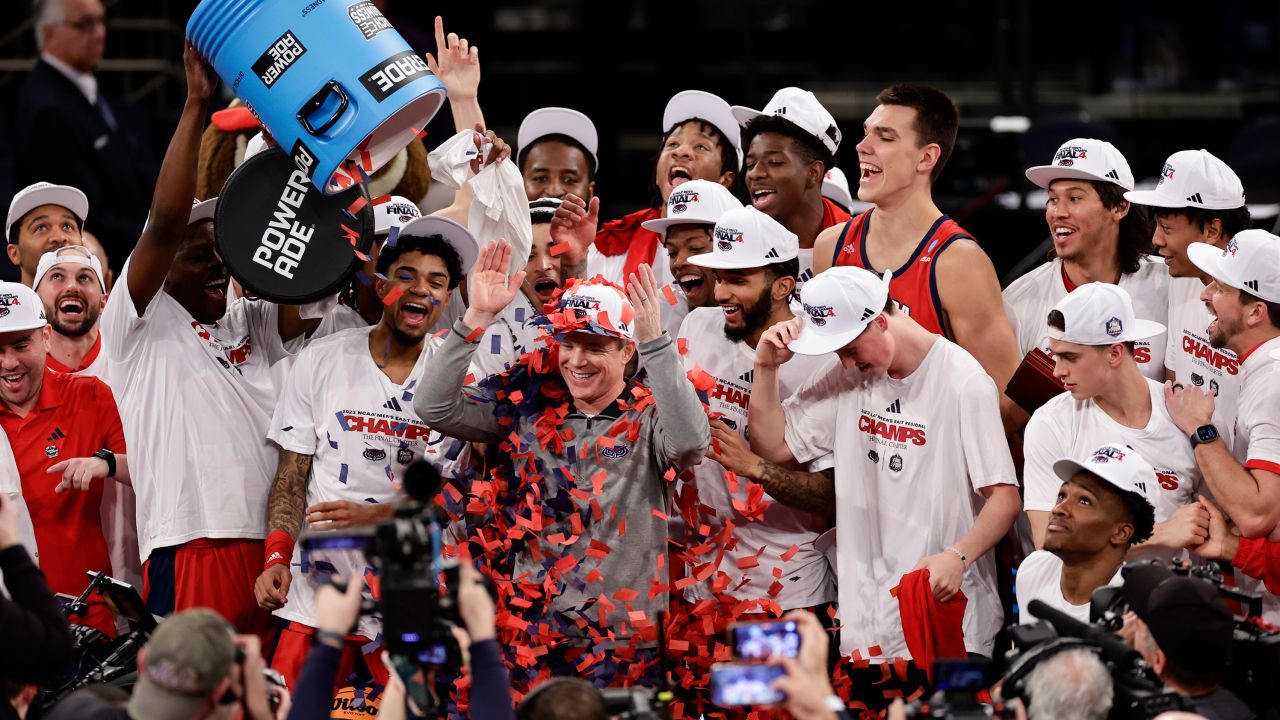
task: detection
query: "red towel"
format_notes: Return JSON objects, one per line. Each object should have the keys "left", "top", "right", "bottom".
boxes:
{"left": 892, "top": 568, "right": 968, "bottom": 679}
{"left": 593, "top": 207, "right": 662, "bottom": 282}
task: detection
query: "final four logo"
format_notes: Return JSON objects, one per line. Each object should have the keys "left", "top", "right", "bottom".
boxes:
{"left": 562, "top": 294, "right": 603, "bottom": 311}
{"left": 1054, "top": 145, "right": 1088, "bottom": 167}
{"left": 1158, "top": 163, "right": 1175, "bottom": 186}
{"left": 1105, "top": 316, "right": 1123, "bottom": 337}
{"left": 803, "top": 303, "right": 836, "bottom": 327}
{"left": 669, "top": 189, "right": 700, "bottom": 214}
{"left": 1090, "top": 446, "right": 1126, "bottom": 464}
{"left": 0, "top": 292, "right": 23, "bottom": 319}
{"left": 714, "top": 226, "right": 744, "bottom": 252}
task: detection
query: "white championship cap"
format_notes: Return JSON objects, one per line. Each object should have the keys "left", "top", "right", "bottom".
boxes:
{"left": 1046, "top": 282, "right": 1165, "bottom": 346}
{"left": 396, "top": 215, "right": 480, "bottom": 278}
{"left": 1124, "top": 150, "right": 1246, "bottom": 211}
{"left": 1025, "top": 138, "right": 1134, "bottom": 191}
{"left": 1187, "top": 229, "right": 1280, "bottom": 304}
{"left": 33, "top": 245, "right": 106, "bottom": 293}
{"left": 1053, "top": 443, "right": 1157, "bottom": 510}
{"left": 788, "top": 266, "right": 891, "bottom": 355}
{"left": 641, "top": 180, "right": 743, "bottom": 237}
{"left": 517, "top": 108, "right": 600, "bottom": 170}
{"left": 732, "top": 87, "right": 842, "bottom": 156}
{"left": 687, "top": 206, "right": 798, "bottom": 270}
{"left": 551, "top": 278, "right": 635, "bottom": 340}
{"left": 7, "top": 182, "right": 89, "bottom": 233}
{"left": 664, "top": 90, "right": 743, "bottom": 170}
{"left": 0, "top": 281, "right": 48, "bottom": 333}
{"left": 372, "top": 196, "right": 422, "bottom": 236}
{"left": 189, "top": 198, "right": 218, "bottom": 225}
{"left": 822, "top": 168, "right": 854, "bottom": 211}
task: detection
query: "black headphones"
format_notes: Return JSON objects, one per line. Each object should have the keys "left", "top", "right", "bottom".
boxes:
{"left": 1000, "top": 637, "right": 1101, "bottom": 709}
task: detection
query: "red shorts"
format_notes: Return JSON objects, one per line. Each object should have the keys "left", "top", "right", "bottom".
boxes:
{"left": 265, "top": 620, "right": 390, "bottom": 689}
{"left": 143, "top": 538, "right": 273, "bottom": 638}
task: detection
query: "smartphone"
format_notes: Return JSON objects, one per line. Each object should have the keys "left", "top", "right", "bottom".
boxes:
{"left": 932, "top": 658, "right": 990, "bottom": 709}
{"left": 710, "top": 663, "right": 786, "bottom": 707}
{"left": 389, "top": 653, "right": 432, "bottom": 712}
{"left": 730, "top": 620, "right": 800, "bottom": 660}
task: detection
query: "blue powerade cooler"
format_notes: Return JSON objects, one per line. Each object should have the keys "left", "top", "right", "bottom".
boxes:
{"left": 187, "top": 0, "right": 446, "bottom": 195}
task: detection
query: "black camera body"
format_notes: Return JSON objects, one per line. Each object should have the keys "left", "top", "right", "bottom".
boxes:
{"left": 300, "top": 461, "right": 461, "bottom": 657}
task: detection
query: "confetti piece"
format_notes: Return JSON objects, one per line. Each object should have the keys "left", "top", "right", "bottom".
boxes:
{"left": 550, "top": 241, "right": 571, "bottom": 257}
{"left": 371, "top": 194, "right": 391, "bottom": 206}
{"left": 662, "top": 285, "right": 678, "bottom": 305}
{"left": 465, "top": 326, "right": 485, "bottom": 343}
{"left": 382, "top": 287, "right": 404, "bottom": 306}
{"left": 346, "top": 196, "right": 369, "bottom": 217}
{"left": 385, "top": 226, "right": 400, "bottom": 247}
{"left": 651, "top": 509, "right": 669, "bottom": 521}
{"left": 490, "top": 334, "right": 502, "bottom": 355}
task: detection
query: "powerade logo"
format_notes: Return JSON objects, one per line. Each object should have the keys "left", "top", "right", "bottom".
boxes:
{"left": 291, "top": 139, "right": 317, "bottom": 177}
{"left": 803, "top": 303, "right": 835, "bottom": 327}
{"left": 348, "top": 1, "right": 392, "bottom": 40}
{"left": 1158, "top": 163, "right": 1175, "bottom": 186}
{"left": 714, "top": 226, "right": 744, "bottom": 252}
{"left": 360, "top": 51, "right": 433, "bottom": 103}
{"left": 253, "top": 31, "right": 307, "bottom": 89}
{"left": 669, "top": 189, "right": 700, "bottom": 214}
{"left": 1053, "top": 145, "right": 1088, "bottom": 167}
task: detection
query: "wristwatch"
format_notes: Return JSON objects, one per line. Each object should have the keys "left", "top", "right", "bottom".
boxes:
{"left": 1190, "top": 424, "right": 1219, "bottom": 449}
{"left": 92, "top": 449, "right": 117, "bottom": 477}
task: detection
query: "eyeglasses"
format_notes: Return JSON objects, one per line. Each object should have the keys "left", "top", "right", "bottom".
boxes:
{"left": 62, "top": 15, "right": 106, "bottom": 33}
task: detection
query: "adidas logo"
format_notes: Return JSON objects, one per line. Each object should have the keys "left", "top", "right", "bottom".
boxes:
{"left": 860, "top": 307, "right": 876, "bottom": 321}
{"left": 382, "top": 397, "right": 402, "bottom": 411}
{"left": 1106, "top": 170, "right": 1120, "bottom": 180}
{"left": 763, "top": 248, "right": 780, "bottom": 259}
{"left": 739, "top": 369, "right": 755, "bottom": 384}
{"left": 885, "top": 398, "right": 902, "bottom": 413}
{"left": 46, "top": 427, "right": 65, "bottom": 442}
{"left": 1186, "top": 193, "right": 1203, "bottom": 204}
{"left": 1245, "top": 279, "right": 1259, "bottom": 292}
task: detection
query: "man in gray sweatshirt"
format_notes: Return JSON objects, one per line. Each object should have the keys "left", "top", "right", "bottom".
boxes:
{"left": 415, "top": 239, "right": 709, "bottom": 683}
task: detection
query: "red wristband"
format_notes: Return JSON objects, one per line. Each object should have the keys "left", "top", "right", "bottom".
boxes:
{"left": 264, "top": 530, "right": 295, "bottom": 570}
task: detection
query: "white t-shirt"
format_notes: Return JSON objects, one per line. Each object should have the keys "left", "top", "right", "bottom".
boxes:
{"left": 103, "top": 258, "right": 290, "bottom": 560}
{"left": 1015, "top": 550, "right": 1122, "bottom": 625}
{"left": 0, "top": 431, "right": 38, "bottom": 563}
{"left": 469, "top": 291, "right": 546, "bottom": 380}
{"left": 782, "top": 339, "right": 1017, "bottom": 659}
{"left": 1229, "top": 337, "right": 1280, "bottom": 623}
{"left": 1023, "top": 379, "right": 1202, "bottom": 559}
{"left": 587, "top": 244, "right": 676, "bottom": 288}
{"left": 268, "top": 327, "right": 467, "bottom": 639}
{"left": 677, "top": 307, "right": 834, "bottom": 610}
{"left": 1165, "top": 276, "right": 1240, "bottom": 451}
{"left": 1003, "top": 257, "right": 1169, "bottom": 381}
{"left": 787, "top": 247, "right": 815, "bottom": 315}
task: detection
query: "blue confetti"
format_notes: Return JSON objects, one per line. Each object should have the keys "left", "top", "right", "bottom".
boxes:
{"left": 338, "top": 464, "right": 349, "bottom": 484}
{"left": 515, "top": 307, "right": 526, "bottom": 323}
{"left": 355, "top": 271, "right": 372, "bottom": 286}
{"left": 490, "top": 334, "right": 502, "bottom": 354}
{"left": 385, "top": 226, "right": 400, "bottom": 247}
{"left": 335, "top": 412, "right": 350, "bottom": 431}
{"left": 281, "top": 425, "right": 293, "bottom": 432}
{"left": 327, "top": 432, "right": 339, "bottom": 450}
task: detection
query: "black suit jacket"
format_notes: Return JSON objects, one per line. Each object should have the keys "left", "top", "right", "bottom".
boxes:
{"left": 13, "top": 59, "right": 155, "bottom": 272}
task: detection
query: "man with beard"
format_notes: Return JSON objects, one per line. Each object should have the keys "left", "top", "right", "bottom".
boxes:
{"left": 812, "top": 85, "right": 1018, "bottom": 404}
{"left": 1004, "top": 138, "right": 1168, "bottom": 381}
{"left": 471, "top": 198, "right": 569, "bottom": 378}
{"left": 732, "top": 87, "right": 851, "bottom": 304}
{"left": 0, "top": 280, "right": 129, "bottom": 635}
{"left": 553, "top": 90, "right": 740, "bottom": 284}
{"left": 254, "top": 223, "right": 476, "bottom": 686}
{"left": 101, "top": 45, "right": 313, "bottom": 633}
{"left": 673, "top": 205, "right": 835, "bottom": 615}
{"left": 1125, "top": 150, "right": 1251, "bottom": 446}
{"left": 6, "top": 182, "right": 89, "bottom": 287}
{"left": 641, "top": 179, "right": 743, "bottom": 336}
{"left": 1165, "top": 229, "right": 1280, "bottom": 622}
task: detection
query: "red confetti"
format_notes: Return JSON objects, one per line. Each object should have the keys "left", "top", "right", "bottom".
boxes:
{"left": 780, "top": 544, "right": 799, "bottom": 562}
{"left": 549, "top": 241, "right": 571, "bottom": 257}
{"left": 371, "top": 194, "right": 391, "bottom": 206}
{"left": 465, "top": 326, "right": 485, "bottom": 343}
{"left": 662, "top": 284, "right": 678, "bottom": 305}
{"left": 381, "top": 287, "right": 404, "bottom": 306}
{"left": 651, "top": 509, "right": 669, "bottom": 521}
{"left": 346, "top": 196, "right": 369, "bottom": 216}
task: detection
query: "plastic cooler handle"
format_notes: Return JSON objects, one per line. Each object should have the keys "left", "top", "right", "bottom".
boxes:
{"left": 297, "top": 80, "right": 349, "bottom": 136}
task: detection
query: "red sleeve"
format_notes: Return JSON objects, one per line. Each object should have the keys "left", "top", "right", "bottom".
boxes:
{"left": 93, "top": 379, "right": 127, "bottom": 454}
{"left": 1232, "top": 536, "right": 1280, "bottom": 597}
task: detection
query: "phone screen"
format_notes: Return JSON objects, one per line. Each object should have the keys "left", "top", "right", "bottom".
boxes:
{"left": 388, "top": 653, "right": 431, "bottom": 712}
{"left": 710, "top": 664, "right": 786, "bottom": 707}
{"left": 731, "top": 620, "right": 800, "bottom": 660}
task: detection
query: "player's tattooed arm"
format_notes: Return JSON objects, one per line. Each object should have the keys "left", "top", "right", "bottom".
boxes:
{"left": 755, "top": 463, "right": 836, "bottom": 520}
{"left": 266, "top": 449, "right": 313, "bottom": 538}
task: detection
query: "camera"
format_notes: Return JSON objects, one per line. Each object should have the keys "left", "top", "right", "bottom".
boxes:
{"left": 300, "top": 460, "right": 468, "bottom": 657}
{"left": 903, "top": 659, "right": 1019, "bottom": 719}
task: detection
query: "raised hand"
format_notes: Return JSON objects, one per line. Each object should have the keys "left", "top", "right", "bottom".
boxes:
{"left": 626, "top": 263, "right": 664, "bottom": 343}
{"left": 463, "top": 239, "right": 526, "bottom": 329}
{"left": 756, "top": 317, "right": 801, "bottom": 369}
{"left": 550, "top": 193, "right": 600, "bottom": 266}
{"left": 468, "top": 123, "right": 510, "bottom": 175}
{"left": 182, "top": 40, "right": 217, "bottom": 101}
{"left": 425, "top": 16, "right": 481, "bottom": 101}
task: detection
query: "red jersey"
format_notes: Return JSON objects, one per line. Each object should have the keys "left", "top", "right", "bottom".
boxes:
{"left": 831, "top": 209, "right": 973, "bottom": 337}
{"left": 0, "top": 368, "right": 126, "bottom": 634}
{"left": 593, "top": 206, "right": 663, "bottom": 282}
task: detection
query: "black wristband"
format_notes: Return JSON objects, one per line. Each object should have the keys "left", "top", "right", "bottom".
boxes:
{"left": 92, "top": 449, "right": 116, "bottom": 478}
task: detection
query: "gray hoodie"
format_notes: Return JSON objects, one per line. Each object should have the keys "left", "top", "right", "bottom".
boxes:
{"left": 415, "top": 320, "right": 710, "bottom": 642}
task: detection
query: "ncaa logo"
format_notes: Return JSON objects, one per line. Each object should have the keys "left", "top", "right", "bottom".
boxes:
{"left": 397, "top": 447, "right": 414, "bottom": 465}
{"left": 803, "top": 303, "right": 836, "bottom": 327}
{"left": 1105, "top": 316, "right": 1123, "bottom": 337}
{"left": 888, "top": 453, "right": 903, "bottom": 472}
{"left": 600, "top": 445, "right": 630, "bottom": 459}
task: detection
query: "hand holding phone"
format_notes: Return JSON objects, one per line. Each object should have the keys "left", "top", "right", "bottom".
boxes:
{"left": 730, "top": 620, "right": 801, "bottom": 660}
{"left": 710, "top": 663, "right": 786, "bottom": 706}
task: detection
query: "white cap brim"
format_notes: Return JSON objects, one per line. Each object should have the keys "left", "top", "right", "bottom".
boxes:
{"left": 730, "top": 106, "right": 765, "bottom": 128}
{"left": 189, "top": 198, "right": 218, "bottom": 225}
{"left": 1051, "top": 458, "right": 1153, "bottom": 508}
{"left": 8, "top": 184, "right": 89, "bottom": 231}
{"left": 686, "top": 249, "right": 797, "bottom": 270}
{"left": 1124, "top": 187, "right": 1244, "bottom": 211}
{"left": 1046, "top": 317, "right": 1166, "bottom": 345}
{"left": 822, "top": 182, "right": 854, "bottom": 211}
{"left": 641, "top": 216, "right": 715, "bottom": 235}
{"left": 518, "top": 108, "right": 599, "bottom": 169}
{"left": 1187, "top": 242, "right": 1236, "bottom": 291}
{"left": 397, "top": 215, "right": 480, "bottom": 277}
{"left": 1026, "top": 166, "right": 1129, "bottom": 190}
{"left": 787, "top": 318, "right": 874, "bottom": 356}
